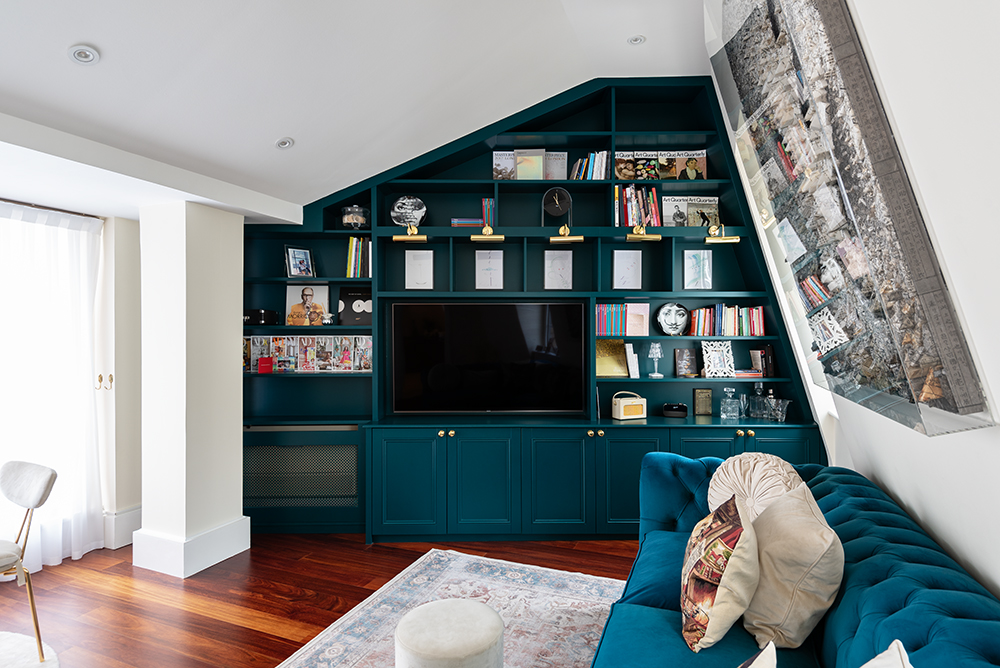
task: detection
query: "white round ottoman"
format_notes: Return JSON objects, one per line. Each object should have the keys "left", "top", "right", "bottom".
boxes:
{"left": 395, "top": 599, "right": 504, "bottom": 668}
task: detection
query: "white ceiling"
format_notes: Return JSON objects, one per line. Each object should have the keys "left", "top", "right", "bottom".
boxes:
{"left": 0, "top": 1, "right": 710, "bottom": 224}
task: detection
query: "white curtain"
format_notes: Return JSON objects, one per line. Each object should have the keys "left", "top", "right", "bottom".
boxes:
{"left": 0, "top": 202, "right": 105, "bottom": 571}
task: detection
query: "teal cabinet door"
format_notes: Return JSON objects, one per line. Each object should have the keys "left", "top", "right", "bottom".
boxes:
{"left": 596, "top": 429, "right": 666, "bottom": 534}
{"left": 748, "top": 426, "right": 822, "bottom": 465}
{"left": 371, "top": 429, "right": 446, "bottom": 535}
{"left": 522, "top": 428, "right": 596, "bottom": 534}
{"left": 671, "top": 427, "right": 741, "bottom": 460}
{"left": 448, "top": 428, "right": 520, "bottom": 534}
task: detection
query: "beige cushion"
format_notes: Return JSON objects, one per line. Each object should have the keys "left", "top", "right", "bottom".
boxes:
{"left": 738, "top": 641, "right": 776, "bottom": 668}
{"left": 680, "top": 494, "right": 759, "bottom": 652}
{"left": 743, "top": 483, "right": 844, "bottom": 648}
{"left": 708, "top": 453, "right": 803, "bottom": 522}
{"left": 0, "top": 539, "right": 20, "bottom": 571}
{"left": 861, "top": 640, "right": 914, "bottom": 667}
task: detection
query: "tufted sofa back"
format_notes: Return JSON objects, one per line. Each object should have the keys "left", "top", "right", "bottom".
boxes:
{"left": 638, "top": 453, "right": 1000, "bottom": 668}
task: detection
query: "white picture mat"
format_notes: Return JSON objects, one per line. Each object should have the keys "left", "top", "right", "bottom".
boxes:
{"left": 613, "top": 250, "right": 642, "bottom": 290}
{"left": 405, "top": 250, "right": 434, "bottom": 289}
{"left": 475, "top": 250, "right": 504, "bottom": 290}
{"left": 544, "top": 250, "right": 573, "bottom": 290}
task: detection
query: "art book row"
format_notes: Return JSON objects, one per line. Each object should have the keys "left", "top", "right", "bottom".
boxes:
{"left": 688, "top": 304, "right": 766, "bottom": 337}
{"left": 492, "top": 149, "right": 708, "bottom": 181}
{"left": 244, "top": 335, "right": 372, "bottom": 374}
{"left": 596, "top": 303, "right": 649, "bottom": 337}
{"left": 597, "top": 340, "right": 774, "bottom": 379}
{"left": 613, "top": 187, "right": 720, "bottom": 228}
{"left": 798, "top": 274, "right": 833, "bottom": 310}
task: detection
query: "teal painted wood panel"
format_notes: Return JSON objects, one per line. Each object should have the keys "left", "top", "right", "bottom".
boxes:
{"left": 597, "top": 431, "right": 665, "bottom": 533}
{"left": 522, "top": 429, "right": 595, "bottom": 533}
{"left": 749, "top": 426, "right": 822, "bottom": 465}
{"left": 448, "top": 428, "right": 520, "bottom": 534}
{"left": 371, "top": 429, "right": 445, "bottom": 534}
{"left": 671, "top": 427, "right": 739, "bottom": 460}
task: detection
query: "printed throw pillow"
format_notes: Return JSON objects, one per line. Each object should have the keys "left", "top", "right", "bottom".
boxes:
{"left": 860, "top": 640, "right": 914, "bottom": 668}
{"left": 743, "top": 482, "right": 844, "bottom": 648}
{"left": 681, "top": 494, "right": 759, "bottom": 652}
{"left": 738, "top": 641, "right": 776, "bottom": 668}
{"left": 707, "top": 452, "right": 804, "bottom": 522}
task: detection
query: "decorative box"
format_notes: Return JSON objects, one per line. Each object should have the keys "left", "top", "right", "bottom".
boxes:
{"left": 611, "top": 391, "right": 647, "bottom": 420}
{"left": 662, "top": 402, "right": 689, "bottom": 418}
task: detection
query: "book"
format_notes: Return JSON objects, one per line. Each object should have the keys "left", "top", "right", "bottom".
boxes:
{"left": 297, "top": 336, "right": 317, "bottom": 373}
{"left": 515, "top": 149, "right": 545, "bottom": 180}
{"left": 338, "top": 286, "right": 373, "bottom": 326}
{"left": 257, "top": 356, "right": 273, "bottom": 374}
{"left": 675, "top": 348, "right": 698, "bottom": 377}
{"left": 596, "top": 339, "right": 629, "bottom": 377}
{"left": 353, "top": 335, "right": 373, "bottom": 372}
{"left": 544, "top": 151, "right": 568, "bottom": 180}
{"left": 451, "top": 218, "right": 483, "bottom": 227}
{"left": 250, "top": 336, "right": 270, "bottom": 373}
{"left": 614, "top": 152, "right": 635, "bottom": 180}
{"left": 672, "top": 149, "right": 708, "bottom": 180}
{"left": 764, "top": 344, "right": 776, "bottom": 378}
{"left": 316, "top": 336, "right": 335, "bottom": 372}
{"left": 749, "top": 349, "right": 765, "bottom": 374}
{"left": 625, "top": 343, "right": 640, "bottom": 379}
{"left": 492, "top": 151, "right": 515, "bottom": 180}
{"left": 625, "top": 303, "right": 650, "bottom": 336}
{"left": 332, "top": 335, "right": 355, "bottom": 372}
{"left": 661, "top": 196, "right": 719, "bottom": 227}
{"left": 634, "top": 151, "right": 659, "bottom": 180}
{"left": 657, "top": 151, "right": 678, "bottom": 179}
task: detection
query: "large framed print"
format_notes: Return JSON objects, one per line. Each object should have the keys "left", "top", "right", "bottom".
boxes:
{"left": 683, "top": 250, "right": 713, "bottom": 290}
{"left": 613, "top": 250, "right": 642, "bottom": 290}
{"left": 544, "top": 250, "right": 573, "bottom": 290}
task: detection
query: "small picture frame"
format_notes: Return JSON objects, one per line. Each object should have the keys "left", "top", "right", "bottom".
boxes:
{"left": 475, "top": 250, "right": 504, "bottom": 290}
{"left": 683, "top": 249, "right": 713, "bottom": 290}
{"left": 701, "top": 340, "right": 735, "bottom": 378}
{"left": 613, "top": 249, "right": 642, "bottom": 290}
{"left": 285, "top": 245, "right": 315, "bottom": 278}
{"left": 405, "top": 249, "right": 434, "bottom": 290}
{"left": 693, "top": 388, "right": 713, "bottom": 415}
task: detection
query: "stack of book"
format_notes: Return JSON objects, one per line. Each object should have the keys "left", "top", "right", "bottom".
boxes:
{"left": 569, "top": 151, "right": 611, "bottom": 180}
{"left": 614, "top": 185, "right": 661, "bottom": 227}
{"left": 749, "top": 345, "right": 777, "bottom": 377}
{"left": 799, "top": 274, "right": 832, "bottom": 309}
{"left": 346, "top": 236, "right": 371, "bottom": 278}
{"left": 687, "top": 304, "right": 766, "bottom": 336}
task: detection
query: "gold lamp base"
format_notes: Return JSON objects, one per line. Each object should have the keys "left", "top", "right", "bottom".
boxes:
{"left": 393, "top": 224, "right": 427, "bottom": 242}
{"left": 471, "top": 224, "right": 505, "bottom": 242}
{"left": 626, "top": 225, "right": 662, "bottom": 242}
{"left": 705, "top": 224, "right": 740, "bottom": 244}
{"left": 550, "top": 224, "right": 583, "bottom": 243}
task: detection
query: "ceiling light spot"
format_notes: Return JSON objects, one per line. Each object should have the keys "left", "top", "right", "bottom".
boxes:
{"left": 68, "top": 44, "right": 100, "bottom": 65}
{"left": 627, "top": 35, "right": 646, "bottom": 46}
{"left": 275, "top": 137, "right": 295, "bottom": 150}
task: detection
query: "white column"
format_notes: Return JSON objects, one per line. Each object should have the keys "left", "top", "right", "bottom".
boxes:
{"left": 133, "top": 202, "right": 248, "bottom": 578}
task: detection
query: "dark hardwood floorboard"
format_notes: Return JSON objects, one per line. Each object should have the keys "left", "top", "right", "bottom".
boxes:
{"left": 2, "top": 534, "right": 637, "bottom": 667}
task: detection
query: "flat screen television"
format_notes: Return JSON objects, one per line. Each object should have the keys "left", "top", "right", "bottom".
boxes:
{"left": 391, "top": 302, "right": 586, "bottom": 414}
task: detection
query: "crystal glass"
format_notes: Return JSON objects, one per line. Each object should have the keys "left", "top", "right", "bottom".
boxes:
{"left": 769, "top": 398, "right": 792, "bottom": 422}
{"left": 738, "top": 393, "right": 749, "bottom": 418}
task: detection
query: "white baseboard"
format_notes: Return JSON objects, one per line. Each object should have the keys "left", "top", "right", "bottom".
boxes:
{"left": 104, "top": 507, "right": 142, "bottom": 549}
{"left": 132, "top": 516, "right": 250, "bottom": 579}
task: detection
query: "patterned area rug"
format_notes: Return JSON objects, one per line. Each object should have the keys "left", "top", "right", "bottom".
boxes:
{"left": 0, "top": 632, "right": 59, "bottom": 667}
{"left": 278, "top": 548, "right": 625, "bottom": 668}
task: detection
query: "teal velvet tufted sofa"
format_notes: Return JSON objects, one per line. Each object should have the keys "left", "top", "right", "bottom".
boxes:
{"left": 590, "top": 453, "right": 1000, "bottom": 668}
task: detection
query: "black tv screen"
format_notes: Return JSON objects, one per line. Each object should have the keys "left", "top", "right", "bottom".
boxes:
{"left": 392, "top": 302, "right": 586, "bottom": 414}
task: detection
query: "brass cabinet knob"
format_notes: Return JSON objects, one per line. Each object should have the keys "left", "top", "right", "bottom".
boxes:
{"left": 736, "top": 429, "right": 745, "bottom": 437}
{"left": 587, "top": 430, "right": 595, "bottom": 437}
{"left": 438, "top": 430, "right": 445, "bottom": 437}
{"left": 597, "top": 430, "right": 605, "bottom": 437}
{"left": 747, "top": 430, "right": 755, "bottom": 437}
{"left": 448, "top": 430, "right": 456, "bottom": 437}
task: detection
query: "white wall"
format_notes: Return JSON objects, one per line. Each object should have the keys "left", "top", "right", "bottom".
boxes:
{"left": 823, "top": 1, "right": 1000, "bottom": 596}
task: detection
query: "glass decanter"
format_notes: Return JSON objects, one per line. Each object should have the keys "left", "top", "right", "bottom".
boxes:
{"left": 720, "top": 387, "right": 740, "bottom": 420}
{"left": 749, "top": 382, "right": 767, "bottom": 419}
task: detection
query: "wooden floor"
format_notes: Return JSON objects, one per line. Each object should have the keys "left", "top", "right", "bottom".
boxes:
{"left": 1, "top": 534, "right": 638, "bottom": 667}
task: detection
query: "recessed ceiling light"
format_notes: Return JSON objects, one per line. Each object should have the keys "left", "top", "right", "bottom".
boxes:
{"left": 68, "top": 44, "right": 100, "bottom": 65}
{"left": 627, "top": 35, "right": 646, "bottom": 46}
{"left": 275, "top": 137, "right": 295, "bottom": 150}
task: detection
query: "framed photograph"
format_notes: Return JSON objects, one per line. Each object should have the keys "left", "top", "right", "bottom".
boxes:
{"left": 285, "top": 285, "right": 329, "bottom": 326}
{"left": 683, "top": 250, "right": 713, "bottom": 290}
{"left": 693, "top": 388, "right": 713, "bottom": 415}
{"left": 544, "top": 250, "right": 573, "bottom": 290}
{"left": 613, "top": 250, "right": 642, "bottom": 290}
{"left": 701, "top": 340, "right": 735, "bottom": 378}
{"left": 475, "top": 250, "right": 504, "bottom": 290}
{"left": 285, "top": 245, "right": 315, "bottom": 278}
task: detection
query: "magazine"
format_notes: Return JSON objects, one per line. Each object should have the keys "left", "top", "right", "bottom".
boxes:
{"left": 332, "top": 335, "right": 355, "bottom": 372}
{"left": 634, "top": 151, "right": 659, "bottom": 180}
{"left": 297, "top": 336, "right": 317, "bottom": 373}
{"left": 492, "top": 151, "right": 515, "bottom": 180}
{"left": 242, "top": 337, "right": 251, "bottom": 372}
{"left": 657, "top": 151, "right": 679, "bottom": 179}
{"left": 543, "top": 152, "right": 568, "bottom": 180}
{"left": 271, "top": 336, "right": 298, "bottom": 373}
{"left": 614, "top": 152, "right": 635, "bottom": 180}
{"left": 661, "top": 196, "right": 719, "bottom": 227}
{"left": 673, "top": 150, "right": 708, "bottom": 180}
{"left": 316, "top": 336, "right": 335, "bottom": 372}
{"left": 250, "top": 336, "right": 270, "bottom": 373}
{"left": 353, "top": 336, "right": 373, "bottom": 372}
